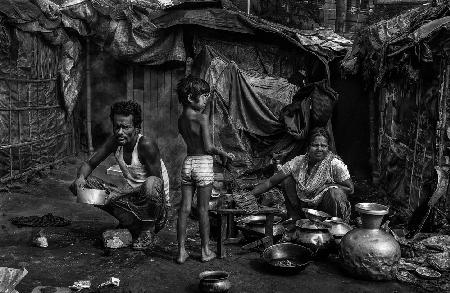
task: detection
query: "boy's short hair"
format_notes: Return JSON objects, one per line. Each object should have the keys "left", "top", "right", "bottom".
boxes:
{"left": 110, "top": 100, "right": 142, "bottom": 128}
{"left": 176, "top": 75, "right": 210, "bottom": 106}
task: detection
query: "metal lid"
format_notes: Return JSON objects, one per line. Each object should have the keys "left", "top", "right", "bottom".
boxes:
{"left": 355, "top": 203, "right": 389, "bottom": 215}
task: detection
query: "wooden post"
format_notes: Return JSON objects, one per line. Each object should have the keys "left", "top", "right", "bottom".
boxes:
{"left": 335, "top": 0, "right": 347, "bottom": 33}
{"left": 86, "top": 38, "right": 94, "bottom": 155}
{"left": 127, "top": 65, "right": 133, "bottom": 101}
{"left": 368, "top": 91, "right": 378, "bottom": 183}
{"left": 265, "top": 214, "right": 274, "bottom": 246}
{"left": 218, "top": 214, "right": 227, "bottom": 258}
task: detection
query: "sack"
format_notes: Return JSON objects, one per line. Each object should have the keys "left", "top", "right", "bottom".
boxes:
{"left": 310, "top": 81, "right": 338, "bottom": 126}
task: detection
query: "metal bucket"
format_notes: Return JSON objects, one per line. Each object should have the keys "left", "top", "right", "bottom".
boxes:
{"left": 77, "top": 188, "right": 107, "bottom": 205}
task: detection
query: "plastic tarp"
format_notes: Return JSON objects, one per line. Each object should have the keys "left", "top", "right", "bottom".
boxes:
{"left": 199, "top": 45, "right": 336, "bottom": 176}
{"left": 342, "top": 2, "right": 450, "bottom": 86}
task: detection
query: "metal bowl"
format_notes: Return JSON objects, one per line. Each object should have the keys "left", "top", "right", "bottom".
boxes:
{"left": 237, "top": 215, "right": 283, "bottom": 226}
{"left": 302, "top": 209, "right": 331, "bottom": 222}
{"left": 77, "top": 188, "right": 107, "bottom": 205}
{"left": 198, "top": 271, "right": 231, "bottom": 293}
{"left": 262, "top": 243, "right": 313, "bottom": 274}
{"left": 355, "top": 203, "right": 389, "bottom": 215}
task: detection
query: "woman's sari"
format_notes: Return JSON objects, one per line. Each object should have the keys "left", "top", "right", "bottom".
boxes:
{"left": 281, "top": 152, "right": 351, "bottom": 222}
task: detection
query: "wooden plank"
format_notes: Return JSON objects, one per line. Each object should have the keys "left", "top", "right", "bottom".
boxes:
{"left": 143, "top": 68, "right": 151, "bottom": 136}
{"left": 264, "top": 214, "right": 274, "bottom": 246}
{"left": 127, "top": 65, "right": 133, "bottom": 101}
{"left": 133, "top": 89, "right": 144, "bottom": 118}
{"left": 218, "top": 214, "right": 227, "bottom": 258}
{"left": 149, "top": 68, "right": 158, "bottom": 138}
{"left": 162, "top": 68, "right": 172, "bottom": 135}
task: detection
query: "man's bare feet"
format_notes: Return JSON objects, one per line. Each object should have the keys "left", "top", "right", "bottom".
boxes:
{"left": 176, "top": 249, "right": 189, "bottom": 264}
{"left": 201, "top": 250, "right": 216, "bottom": 262}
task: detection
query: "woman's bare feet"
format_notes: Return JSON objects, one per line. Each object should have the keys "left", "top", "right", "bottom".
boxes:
{"left": 201, "top": 250, "right": 216, "bottom": 262}
{"left": 176, "top": 249, "right": 189, "bottom": 264}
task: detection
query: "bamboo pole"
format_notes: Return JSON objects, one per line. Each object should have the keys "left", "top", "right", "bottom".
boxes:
{"left": 368, "top": 91, "right": 378, "bottom": 183}
{"left": 86, "top": 38, "right": 94, "bottom": 155}
{"left": 8, "top": 42, "right": 12, "bottom": 179}
{"left": 0, "top": 76, "right": 56, "bottom": 82}
{"left": 127, "top": 65, "right": 133, "bottom": 101}
{"left": 0, "top": 105, "right": 61, "bottom": 111}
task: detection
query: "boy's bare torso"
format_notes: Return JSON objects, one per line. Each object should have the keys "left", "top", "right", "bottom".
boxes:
{"left": 178, "top": 109, "right": 208, "bottom": 156}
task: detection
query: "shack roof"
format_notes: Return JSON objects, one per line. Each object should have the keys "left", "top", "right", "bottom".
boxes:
{"left": 342, "top": 1, "right": 450, "bottom": 86}
{"left": 0, "top": 0, "right": 351, "bottom": 113}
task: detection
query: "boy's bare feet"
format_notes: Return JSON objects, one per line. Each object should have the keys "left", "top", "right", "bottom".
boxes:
{"left": 201, "top": 250, "right": 216, "bottom": 262}
{"left": 177, "top": 249, "right": 189, "bottom": 264}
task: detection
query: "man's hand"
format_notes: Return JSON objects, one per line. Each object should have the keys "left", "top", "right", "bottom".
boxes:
{"left": 104, "top": 190, "right": 122, "bottom": 205}
{"left": 70, "top": 176, "right": 86, "bottom": 196}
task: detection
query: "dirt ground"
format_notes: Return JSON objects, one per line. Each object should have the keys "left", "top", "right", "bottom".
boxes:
{"left": 0, "top": 158, "right": 424, "bottom": 293}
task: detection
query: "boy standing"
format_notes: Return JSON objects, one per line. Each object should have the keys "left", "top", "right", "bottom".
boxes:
{"left": 176, "top": 76, "right": 234, "bottom": 263}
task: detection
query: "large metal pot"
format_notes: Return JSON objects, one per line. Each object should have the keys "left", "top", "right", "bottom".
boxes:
{"left": 340, "top": 203, "right": 401, "bottom": 280}
{"left": 199, "top": 271, "right": 231, "bottom": 293}
{"left": 287, "top": 219, "right": 333, "bottom": 257}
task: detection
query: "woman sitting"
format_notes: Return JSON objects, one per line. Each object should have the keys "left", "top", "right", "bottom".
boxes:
{"left": 249, "top": 127, "right": 354, "bottom": 222}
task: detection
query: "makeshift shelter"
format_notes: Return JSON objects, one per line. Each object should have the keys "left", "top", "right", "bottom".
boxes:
{"left": 342, "top": 1, "right": 450, "bottom": 223}
{"left": 0, "top": 0, "right": 353, "bottom": 186}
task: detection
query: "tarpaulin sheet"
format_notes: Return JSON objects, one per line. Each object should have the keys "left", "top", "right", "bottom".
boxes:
{"left": 342, "top": 2, "right": 450, "bottom": 86}
{"left": 199, "top": 45, "right": 336, "bottom": 176}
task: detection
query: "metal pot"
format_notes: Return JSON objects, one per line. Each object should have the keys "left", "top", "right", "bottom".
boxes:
{"left": 199, "top": 271, "right": 231, "bottom": 293}
{"left": 238, "top": 223, "right": 285, "bottom": 240}
{"left": 237, "top": 215, "right": 283, "bottom": 226}
{"left": 323, "top": 218, "right": 353, "bottom": 238}
{"left": 340, "top": 203, "right": 401, "bottom": 280}
{"left": 77, "top": 188, "right": 107, "bottom": 205}
{"left": 292, "top": 219, "right": 333, "bottom": 257}
{"left": 302, "top": 209, "right": 331, "bottom": 222}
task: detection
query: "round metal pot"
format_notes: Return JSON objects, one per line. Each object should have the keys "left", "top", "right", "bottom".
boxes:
{"left": 295, "top": 227, "right": 333, "bottom": 257}
{"left": 238, "top": 223, "right": 285, "bottom": 241}
{"left": 199, "top": 271, "right": 231, "bottom": 293}
{"left": 323, "top": 218, "right": 353, "bottom": 238}
{"left": 340, "top": 203, "right": 401, "bottom": 280}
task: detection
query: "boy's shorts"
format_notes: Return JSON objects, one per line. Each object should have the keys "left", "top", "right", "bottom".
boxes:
{"left": 181, "top": 155, "right": 214, "bottom": 187}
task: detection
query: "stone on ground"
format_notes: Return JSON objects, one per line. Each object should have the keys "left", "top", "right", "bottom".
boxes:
{"left": 102, "top": 229, "right": 132, "bottom": 249}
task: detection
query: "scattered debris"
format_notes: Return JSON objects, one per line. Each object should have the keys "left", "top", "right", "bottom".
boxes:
{"left": 427, "top": 252, "right": 450, "bottom": 271}
{"left": 98, "top": 277, "right": 120, "bottom": 288}
{"left": 102, "top": 229, "right": 132, "bottom": 249}
{"left": 68, "top": 280, "right": 91, "bottom": 291}
{"left": 0, "top": 267, "right": 28, "bottom": 293}
{"left": 31, "top": 286, "right": 71, "bottom": 293}
{"left": 415, "top": 266, "right": 441, "bottom": 280}
{"left": 32, "top": 231, "right": 48, "bottom": 248}
{"left": 10, "top": 213, "right": 71, "bottom": 228}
